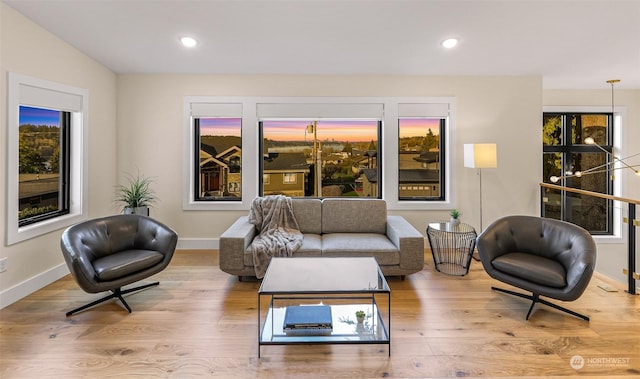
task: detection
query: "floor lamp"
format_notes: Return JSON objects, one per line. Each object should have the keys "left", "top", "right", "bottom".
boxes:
{"left": 464, "top": 143, "right": 498, "bottom": 232}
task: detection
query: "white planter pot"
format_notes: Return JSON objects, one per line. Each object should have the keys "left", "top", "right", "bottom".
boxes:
{"left": 123, "top": 206, "right": 149, "bottom": 216}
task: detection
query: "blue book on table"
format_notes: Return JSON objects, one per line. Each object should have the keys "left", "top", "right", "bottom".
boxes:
{"left": 283, "top": 305, "right": 333, "bottom": 330}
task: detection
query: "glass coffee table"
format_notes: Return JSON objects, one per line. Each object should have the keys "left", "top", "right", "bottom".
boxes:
{"left": 257, "top": 257, "right": 391, "bottom": 357}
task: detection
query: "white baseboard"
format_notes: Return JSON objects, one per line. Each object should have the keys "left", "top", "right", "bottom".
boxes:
{"left": 176, "top": 237, "right": 219, "bottom": 250}
{"left": 0, "top": 263, "right": 69, "bottom": 309}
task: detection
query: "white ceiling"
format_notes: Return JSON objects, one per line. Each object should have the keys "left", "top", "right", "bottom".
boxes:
{"left": 4, "top": 0, "right": 640, "bottom": 89}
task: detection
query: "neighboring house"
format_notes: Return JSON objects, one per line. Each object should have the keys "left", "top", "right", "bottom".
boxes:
{"left": 350, "top": 150, "right": 377, "bottom": 174}
{"left": 399, "top": 150, "right": 440, "bottom": 170}
{"left": 200, "top": 137, "right": 241, "bottom": 198}
{"left": 18, "top": 174, "right": 59, "bottom": 212}
{"left": 357, "top": 169, "right": 379, "bottom": 197}
{"left": 398, "top": 169, "right": 441, "bottom": 198}
{"left": 324, "top": 152, "right": 345, "bottom": 165}
{"left": 263, "top": 152, "right": 310, "bottom": 197}
{"left": 412, "top": 150, "right": 440, "bottom": 171}
{"left": 358, "top": 168, "right": 440, "bottom": 198}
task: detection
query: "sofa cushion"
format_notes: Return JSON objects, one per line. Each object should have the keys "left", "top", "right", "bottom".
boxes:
{"left": 321, "top": 198, "right": 387, "bottom": 234}
{"left": 292, "top": 198, "right": 322, "bottom": 234}
{"left": 297, "top": 233, "right": 323, "bottom": 256}
{"left": 321, "top": 233, "right": 400, "bottom": 266}
{"left": 243, "top": 234, "right": 323, "bottom": 266}
{"left": 492, "top": 252, "right": 567, "bottom": 288}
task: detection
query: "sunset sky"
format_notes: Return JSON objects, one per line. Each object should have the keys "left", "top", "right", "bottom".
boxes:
{"left": 200, "top": 117, "right": 440, "bottom": 141}
{"left": 19, "top": 106, "right": 60, "bottom": 127}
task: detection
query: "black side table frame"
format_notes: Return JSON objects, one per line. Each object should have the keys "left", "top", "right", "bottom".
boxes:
{"left": 426, "top": 221, "right": 477, "bottom": 276}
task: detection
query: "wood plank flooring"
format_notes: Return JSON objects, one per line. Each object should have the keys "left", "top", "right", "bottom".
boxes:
{"left": 1, "top": 250, "right": 639, "bottom": 378}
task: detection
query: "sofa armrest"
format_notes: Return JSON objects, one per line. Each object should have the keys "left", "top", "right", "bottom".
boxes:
{"left": 219, "top": 216, "right": 256, "bottom": 272}
{"left": 386, "top": 215, "right": 424, "bottom": 270}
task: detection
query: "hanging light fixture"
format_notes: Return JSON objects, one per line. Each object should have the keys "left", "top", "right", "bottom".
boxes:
{"left": 549, "top": 80, "right": 640, "bottom": 184}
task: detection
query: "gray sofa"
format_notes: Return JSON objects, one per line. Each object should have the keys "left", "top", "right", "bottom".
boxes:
{"left": 219, "top": 198, "right": 425, "bottom": 278}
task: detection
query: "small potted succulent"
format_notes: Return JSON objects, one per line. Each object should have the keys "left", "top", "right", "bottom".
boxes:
{"left": 355, "top": 310, "right": 366, "bottom": 324}
{"left": 450, "top": 209, "right": 461, "bottom": 226}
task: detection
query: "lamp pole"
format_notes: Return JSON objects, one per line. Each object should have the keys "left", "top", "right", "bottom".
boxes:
{"left": 308, "top": 121, "right": 322, "bottom": 197}
{"left": 479, "top": 168, "right": 484, "bottom": 231}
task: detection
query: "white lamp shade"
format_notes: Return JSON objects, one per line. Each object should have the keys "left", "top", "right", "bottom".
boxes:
{"left": 464, "top": 143, "right": 497, "bottom": 168}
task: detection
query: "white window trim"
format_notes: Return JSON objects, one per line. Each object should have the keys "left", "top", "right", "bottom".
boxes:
{"left": 183, "top": 96, "right": 456, "bottom": 211}
{"left": 6, "top": 73, "right": 89, "bottom": 245}
{"left": 543, "top": 105, "right": 625, "bottom": 244}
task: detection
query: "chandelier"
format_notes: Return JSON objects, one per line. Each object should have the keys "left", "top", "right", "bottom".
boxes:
{"left": 549, "top": 79, "right": 640, "bottom": 184}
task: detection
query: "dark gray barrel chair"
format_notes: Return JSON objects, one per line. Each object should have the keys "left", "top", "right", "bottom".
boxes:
{"left": 476, "top": 215, "right": 596, "bottom": 321}
{"left": 61, "top": 214, "right": 178, "bottom": 316}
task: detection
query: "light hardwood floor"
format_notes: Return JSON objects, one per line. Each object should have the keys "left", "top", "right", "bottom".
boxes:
{"left": 1, "top": 250, "right": 639, "bottom": 378}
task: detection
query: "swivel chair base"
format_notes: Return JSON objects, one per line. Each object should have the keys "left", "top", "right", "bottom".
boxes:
{"left": 66, "top": 282, "right": 159, "bottom": 317}
{"left": 492, "top": 286, "right": 589, "bottom": 321}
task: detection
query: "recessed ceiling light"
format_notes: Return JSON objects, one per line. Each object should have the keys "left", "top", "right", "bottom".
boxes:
{"left": 180, "top": 36, "right": 197, "bottom": 48}
{"left": 442, "top": 38, "right": 458, "bottom": 49}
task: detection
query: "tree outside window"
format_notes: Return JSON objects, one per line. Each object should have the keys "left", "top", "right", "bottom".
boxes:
{"left": 18, "top": 106, "right": 69, "bottom": 225}
{"left": 542, "top": 112, "right": 613, "bottom": 234}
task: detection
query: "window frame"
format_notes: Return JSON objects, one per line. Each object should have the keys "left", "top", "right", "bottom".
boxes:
{"left": 542, "top": 106, "right": 625, "bottom": 242}
{"left": 258, "top": 118, "right": 382, "bottom": 198}
{"left": 398, "top": 117, "right": 446, "bottom": 202}
{"left": 183, "top": 96, "right": 457, "bottom": 211}
{"left": 17, "top": 108, "right": 71, "bottom": 227}
{"left": 7, "top": 73, "right": 89, "bottom": 245}
{"left": 192, "top": 117, "right": 243, "bottom": 202}
{"left": 542, "top": 112, "right": 613, "bottom": 234}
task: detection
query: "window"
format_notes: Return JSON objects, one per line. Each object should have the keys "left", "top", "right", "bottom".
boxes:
{"left": 542, "top": 112, "right": 613, "bottom": 234}
{"left": 7, "top": 73, "right": 88, "bottom": 245}
{"left": 283, "top": 173, "right": 297, "bottom": 184}
{"left": 398, "top": 118, "right": 445, "bottom": 200}
{"left": 18, "top": 106, "right": 70, "bottom": 226}
{"left": 260, "top": 119, "right": 380, "bottom": 198}
{"left": 194, "top": 117, "right": 242, "bottom": 201}
{"left": 184, "top": 97, "right": 456, "bottom": 211}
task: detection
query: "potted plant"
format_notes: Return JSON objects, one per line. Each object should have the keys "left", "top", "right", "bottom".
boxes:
{"left": 115, "top": 171, "right": 157, "bottom": 216}
{"left": 450, "top": 209, "right": 461, "bottom": 226}
{"left": 355, "top": 310, "right": 365, "bottom": 324}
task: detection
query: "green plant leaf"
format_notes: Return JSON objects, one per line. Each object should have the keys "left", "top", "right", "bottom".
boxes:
{"left": 114, "top": 171, "right": 157, "bottom": 211}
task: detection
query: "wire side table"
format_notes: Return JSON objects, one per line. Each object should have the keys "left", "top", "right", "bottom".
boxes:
{"left": 426, "top": 221, "right": 477, "bottom": 276}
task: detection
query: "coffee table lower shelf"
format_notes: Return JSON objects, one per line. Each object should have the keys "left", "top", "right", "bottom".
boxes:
{"left": 258, "top": 296, "right": 390, "bottom": 357}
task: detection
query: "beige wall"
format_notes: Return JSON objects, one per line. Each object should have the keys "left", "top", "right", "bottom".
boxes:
{"left": 3, "top": 0, "right": 636, "bottom": 306}
{"left": 116, "top": 75, "right": 542, "bottom": 242}
{"left": 0, "top": 4, "right": 117, "bottom": 303}
{"left": 116, "top": 76, "right": 640, "bottom": 286}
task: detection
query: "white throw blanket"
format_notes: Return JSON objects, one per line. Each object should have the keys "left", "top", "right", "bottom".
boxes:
{"left": 248, "top": 195, "right": 303, "bottom": 278}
